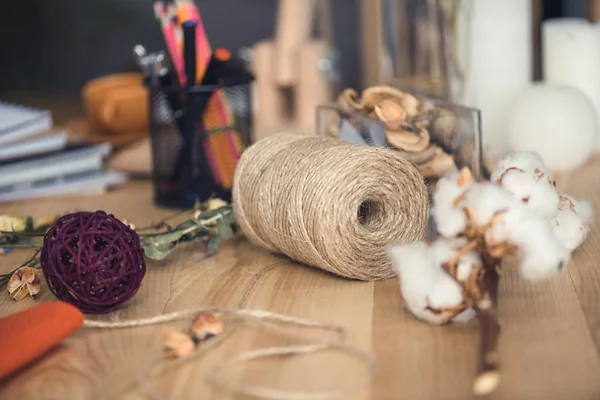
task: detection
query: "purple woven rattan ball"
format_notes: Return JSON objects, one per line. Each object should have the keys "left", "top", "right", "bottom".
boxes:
{"left": 40, "top": 211, "right": 146, "bottom": 314}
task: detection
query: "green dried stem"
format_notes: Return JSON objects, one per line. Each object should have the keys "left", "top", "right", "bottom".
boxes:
{"left": 0, "top": 200, "right": 238, "bottom": 288}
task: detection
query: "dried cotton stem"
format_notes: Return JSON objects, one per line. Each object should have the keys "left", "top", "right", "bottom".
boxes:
{"left": 389, "top": 151, "right": 593, "bottom": 396}
{"left": 472, "top": 259, "right": 501, "bottom": 396}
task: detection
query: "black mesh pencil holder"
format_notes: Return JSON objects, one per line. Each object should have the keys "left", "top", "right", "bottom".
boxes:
{"left": 146, "top": 76, "right": 253, "bottom": 209}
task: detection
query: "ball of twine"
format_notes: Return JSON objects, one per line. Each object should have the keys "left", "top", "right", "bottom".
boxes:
{"left": 40, "top": 211, "right": 146, "bottom": 314}
{"left": 232, "top": 132, "right": 429, "bottom": 281}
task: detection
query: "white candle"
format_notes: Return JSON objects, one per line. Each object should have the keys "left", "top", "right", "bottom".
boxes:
{"left": 542, "top": 18, "right": 600, "bottom": 149}
{"left": 507, "top": 83, "right": 596, "bottom": 171}
{"left": 455, "top": 0, "right": 533, "bottom": 157}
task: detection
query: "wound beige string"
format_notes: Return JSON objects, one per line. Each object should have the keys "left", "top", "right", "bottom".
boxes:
{"left": 232, "top": 132, "right": 429, "bottom": 280}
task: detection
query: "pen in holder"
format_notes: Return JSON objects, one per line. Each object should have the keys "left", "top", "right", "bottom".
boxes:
{"left": 146, "top": 75, "right": 254, "bottom": 209}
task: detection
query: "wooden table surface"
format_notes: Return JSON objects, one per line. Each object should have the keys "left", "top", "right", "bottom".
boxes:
{"left": 1, "top": 156, "right": 600, "bottom": 400}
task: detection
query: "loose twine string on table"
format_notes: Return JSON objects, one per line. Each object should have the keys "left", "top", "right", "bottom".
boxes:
{"left": 78, "top": 132, "right": 427, "bottom": 397}
{"left": 82, "top": 262, "right": 378, "bottom": 400}
{"left": 231, "top": 132, "right": 430, "bottom": 281}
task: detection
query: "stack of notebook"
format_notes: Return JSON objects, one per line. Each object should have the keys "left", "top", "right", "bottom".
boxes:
{"left": 0, "top": 100, "right": 126, "bottom": 202}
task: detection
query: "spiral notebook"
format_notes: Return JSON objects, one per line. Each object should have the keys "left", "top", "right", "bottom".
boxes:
{"left": 0, "top": 101, "right": 53, "bottom": 146}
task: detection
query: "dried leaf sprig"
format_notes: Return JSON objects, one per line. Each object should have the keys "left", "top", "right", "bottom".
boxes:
{"left": 139, "top": 198, "right": 236, "bottom": 260}
{"left": 0, "top": 214, "right": 62, "bottom": 250}
{"left": 387, "top": 151, "right": 592, "bottom": 396}
{"left": 0, "top": 198, "right": 237, "bottom": 297}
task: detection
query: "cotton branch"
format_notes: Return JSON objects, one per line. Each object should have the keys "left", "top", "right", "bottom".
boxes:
{"left": 388, "top": 151, "right": 592, "bottom": 396}
{"left": 471, "top": 256, "right": 501, "bottom": 396}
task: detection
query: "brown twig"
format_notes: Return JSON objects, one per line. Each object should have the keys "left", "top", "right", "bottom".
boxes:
{"left": 472, "top": 258, "right": 501, "bottom": 396}
{"left": 439, "top": 237, "right": 502, "bottom": 396}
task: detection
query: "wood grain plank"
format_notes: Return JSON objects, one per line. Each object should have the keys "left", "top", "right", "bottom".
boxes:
{"left": 555, "top": 156, "right": 600, "bottom": 356}
{"left": 372, "top": 278, "right": 478, "bottom": 400}
{"left": 493, "top": 269, "right": 600, "bottom": 400}
{"left": 0, "top": 183, "right": 178, "bottom": 400}
{"left": 1, "top": 164, "right": 600, "bottom": 400}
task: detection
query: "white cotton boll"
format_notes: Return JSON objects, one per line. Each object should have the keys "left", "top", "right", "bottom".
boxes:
{"left": 433, "top": 169, "right": 471, "bottom": 237}
{"left": 490, "top": 151, "right": 549, "bottom": 183}
{"left": 560, "top": 193, "right": 593, "bottom": 224}
{"left": 553, "top": 206, "right": 586, "bottom": 251}
{"left": 508, "top": 216, "right": 571, "bottom": 281}
{"left": 386, "top": 240, "right": 475, "bottom": 324}
{"left": 463, "top": 183, "right": 520, "bottom": 228}
{"left": 495, "top": 168, "right": 560, "bottom": 219}
{"left": 575, "top": 198, "right": 594, "bottom": 228}
{"left": 456, "top": 251, "right": 482, "bottom": 281}
{"left": 428, "top": 276, "right": 464, "bottom": 311}
{"left": 484, "top": 202, "right": 530, "bottom": 246}
{"left": 429, "top": 237, "right": 479, "bottom": 281}
{"left": 552, "top": 193, "right": 594, "bottom": 251}
{"left": 469, "top": 186, "right": 570, "bottom": 281}
{"left": 506, "top": 83, "right": 596, "bottom": 171}
{"left": 387, "top": 242, "right": 446, "bottom": 324}
{"left": 428, "top": 238, "right": 480, "bottom": 323}
{"left": 429, "top": 237, "right": 468, "bottom": 264}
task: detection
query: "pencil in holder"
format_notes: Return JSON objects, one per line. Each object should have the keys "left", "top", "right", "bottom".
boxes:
{"left": 146, "top": 76, "right": 254, "bottom": 209}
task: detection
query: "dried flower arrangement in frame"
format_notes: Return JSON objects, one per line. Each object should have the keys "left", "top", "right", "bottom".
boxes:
{"left": 319, "top": 84, "right": 488, "bottom": 193}
{"left": 387, "top": 151, "right": 593, "bottom": 395}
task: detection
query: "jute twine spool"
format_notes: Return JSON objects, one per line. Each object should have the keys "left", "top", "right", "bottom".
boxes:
{"left": 232, "top": 132, "right": 429, "bottom": 280}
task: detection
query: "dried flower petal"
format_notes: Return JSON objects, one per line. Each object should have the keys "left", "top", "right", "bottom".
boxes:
{"left": 7, "top": 266, "right": 41, "bottom": 301}
{"left": 163, "top": 329, "right": 195, "bottom": 358}
{"left": 337, "top": 88, "right": 365, "bottom": 112}
{"left": 400, "top": 92, "right": 422, "bottom": 117}
{"left": 191, "top": 312, "right": 223, "bottom": 341}
{"left": 9, "top": 284, "right": 31, "bottom": 301}
{"left": 373, "top": 98, "right": 407, "bottom": 124}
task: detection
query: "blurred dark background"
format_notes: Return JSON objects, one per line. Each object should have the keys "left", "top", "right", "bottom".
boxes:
{"left": 0, "top": 0, "right": 359, "bottom": 96}
{"left": 0, "top": 0, "right": 583, "bottom": 98}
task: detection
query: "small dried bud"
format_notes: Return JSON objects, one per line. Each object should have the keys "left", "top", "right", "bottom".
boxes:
{"left": 194, "top": 199, "right": 229, "bottom": 219}
{"left": 33, "top": 215, "right": 59, "bottom": 231}
{"left": 163, "top": 329, "right": 195, "bottom": 358}
{"left": 457, "top": 167, "right": 474, "bottom": 187}
{"left": 205, "top": 198, "right": 228, "bottom": 211}
{"left": 120, "top": 218, "right": 136, "bottom": 230}
{"left": 0, "top": 215, "right": 29, "bottom": 232}
{"left": 191, "top": 312, "right": 223, "bottom": 341}
{"left": 7, "top": 266, "right": 41, "bottom": 301}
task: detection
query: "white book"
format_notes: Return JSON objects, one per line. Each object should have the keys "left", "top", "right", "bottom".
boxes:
{"left": 0, "top": 132, "right": 68, "bottom": 162}
{"left": 0, "top": 143, "right": 112, "bottom": 189}
{"left": 0, "top": 170, "right": 127, "bottom": 202}
{"left": 0, "top": 101, "right": 53, "bottom": 146}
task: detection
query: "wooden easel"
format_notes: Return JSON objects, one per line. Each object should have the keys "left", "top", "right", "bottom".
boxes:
{"left": 251, "top": 0, "right": 335, "bottom": 139}
{"left": 590, "top": 0, "right": 600, "bottom": 21}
